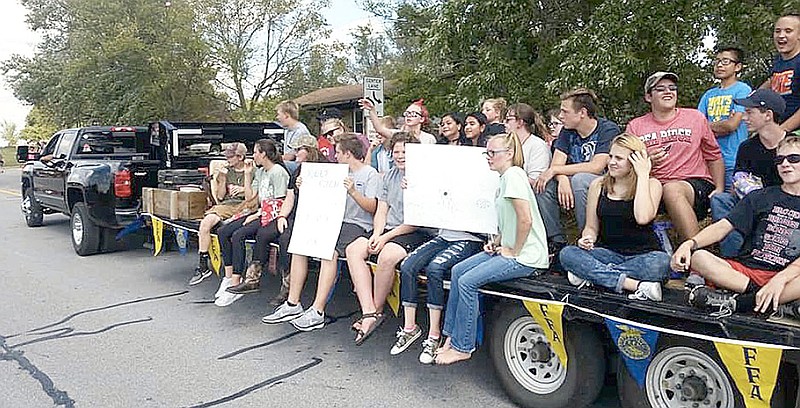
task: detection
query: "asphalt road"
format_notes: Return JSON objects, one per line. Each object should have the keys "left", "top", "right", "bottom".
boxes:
{"left": 0, "top": 168, "right": 620, "bottom": 408}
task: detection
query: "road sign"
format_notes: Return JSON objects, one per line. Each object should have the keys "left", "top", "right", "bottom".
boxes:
{"left": 363, "top": 77, "right": 384, "bottom": 116}
{"left": 363, "top": 77, "right": 384, "bottom": 137}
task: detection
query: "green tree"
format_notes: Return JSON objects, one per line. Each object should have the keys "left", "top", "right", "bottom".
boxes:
{"left": 0, "top": 121, "right": 20, "bottom": 146}
{"left": 194, "top": 0, "right": 331, "bottom": 119}
{"left": 20, "top": 106, "right": 58, "bottom": 144}
{"left": 5, "top": 0, "right": 223, "bottom": 127}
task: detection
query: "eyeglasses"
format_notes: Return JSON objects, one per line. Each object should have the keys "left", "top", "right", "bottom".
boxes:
{"left": 323, "top": 128, "right": 341, "bottom": 138}
{"left": 505, "top": 115, "right": 518, "bottom": 122}
{"left": 714, "top": 57, "right": 740, "bottom": 66}
{"left": 652, "top": 85, "right": 678, "bottom": 93}
{"left": 548, "top": 121, "right": 562, "bottom": 130}
{"left": 483, "top": 149, "right": 510, "bottom": 158}
{"left": 773, "top": 153, "right": 800, "bottom": 165}
{"left": 403, "top": 111, "right": 423, "bottom": 118}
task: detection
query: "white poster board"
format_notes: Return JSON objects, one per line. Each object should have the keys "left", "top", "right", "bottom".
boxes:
{"left": 288, "top": 163, "right": 349, "bottom": 260}
{"left": 403, "top": 144, "right": 499, "bottom": 234}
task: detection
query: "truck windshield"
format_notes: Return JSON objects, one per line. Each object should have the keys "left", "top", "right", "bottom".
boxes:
{"left": 73, "top": 131, "right": 140, "bottom": 156}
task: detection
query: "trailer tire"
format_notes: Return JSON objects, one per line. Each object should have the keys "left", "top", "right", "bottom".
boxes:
{"left": 22, "top": 187, "right": 43, "bottom": 227}
{"left": 71, "top": 202, "right": 100, "bottom": 256}
{"left": 489, "top": 303, "right": 605, "bottom": 408}
{"left": 618, "top": 337, "right": 739, "bottom": 408}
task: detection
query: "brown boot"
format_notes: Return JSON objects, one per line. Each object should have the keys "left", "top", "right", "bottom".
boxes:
{"left": 269, "top": 271, "right": 290, "bottom": 306}
{"left": 226, "top": 262, "right": 262, "bottom": 294}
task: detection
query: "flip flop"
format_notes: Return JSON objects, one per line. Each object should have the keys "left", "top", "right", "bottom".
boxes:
{"left": 354, "top": 312, "right": 385, "bottom": 346}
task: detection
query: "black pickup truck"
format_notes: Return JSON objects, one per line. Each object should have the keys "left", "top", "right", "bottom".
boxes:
{"left": 18, "top": 121, "right": 285, "bottom": 256}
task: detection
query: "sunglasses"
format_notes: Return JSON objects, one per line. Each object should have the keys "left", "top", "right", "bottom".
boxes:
{"left": 652, "top": 85, "right": 678, "bottom": 93}
{"left": 773, "top": 154, "right": 800, "bottom": 165}
{"left": 323, "top": 127, "right": 340, "bottom": 138}
{"left": 403, "top": 111, "right": 423, "bottom": 118}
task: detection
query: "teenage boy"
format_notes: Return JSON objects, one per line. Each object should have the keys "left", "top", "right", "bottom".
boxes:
{"left": 761, "top": 14, "right": 800, "bottom": 132}
{"left": 626, "top": 72, "right": 725, "bottom": 241}
{"left": 276, "top": 100, "right": 311, "bottom": 162}
{"left": 711, "top": 89, "right": 788, "bottom": 257}
{"left": 534, "top": 88, "right": 620, "bottom": 250}
{"left": 698, "top": 47, "right": 752, "bottom": 189}
{"left": 262, "top": 134, "right": 380, "bottom": 332}
{"left": 673, "top": 136, "right": 800, "bottom": 318}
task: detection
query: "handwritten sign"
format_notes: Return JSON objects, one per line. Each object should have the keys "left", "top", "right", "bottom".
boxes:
{"left": 403, "top": 144, "right": 499, "bottom": 234}
{"left": 288, "top": 163, "right": 349, "bottom": 260}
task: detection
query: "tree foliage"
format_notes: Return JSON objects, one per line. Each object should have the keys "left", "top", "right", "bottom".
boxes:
{"left": 371, "top": 0, "right": 798, "bottom": 124}
{"left": 5, "top": 0, "right": 224, "bottom": 128}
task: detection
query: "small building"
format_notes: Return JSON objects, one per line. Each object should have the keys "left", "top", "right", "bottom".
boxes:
{"left": 294, "top": 82, "right": 395, "bottom": 134}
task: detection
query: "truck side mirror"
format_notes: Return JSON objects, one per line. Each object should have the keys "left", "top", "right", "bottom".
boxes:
{"left": 16, "top": 145, "right": 37, "bottom": 163}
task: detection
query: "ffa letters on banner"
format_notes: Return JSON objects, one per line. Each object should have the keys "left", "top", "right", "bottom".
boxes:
{"left": 715, "top": 342, "right": 782, "bottom": 407}
{"left": 523, "top": 300, "right": 568, "bottom": 366}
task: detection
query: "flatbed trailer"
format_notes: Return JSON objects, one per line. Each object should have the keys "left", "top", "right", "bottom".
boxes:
{"left": 142, "top": 213, "right": 800, "bottom": 408}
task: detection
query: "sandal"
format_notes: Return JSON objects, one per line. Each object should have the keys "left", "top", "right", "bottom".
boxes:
{"left": 351, "top": 310, "right": 385, "bottom": 332}
{"left": 354, "top": 312, "right": 385, "bottom": 346}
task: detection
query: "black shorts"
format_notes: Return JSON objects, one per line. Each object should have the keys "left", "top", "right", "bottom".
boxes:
{"left": 334, "top": 222, "right": 369, "bottom": 257}
{"left": 686, "top": 178, "right": 715, "bottom": 219}
{"left": 386, "top": 229, "right": 433, "bottom": 254}
{"left": 657, "top": 178, "right": 714, "bottom": 220}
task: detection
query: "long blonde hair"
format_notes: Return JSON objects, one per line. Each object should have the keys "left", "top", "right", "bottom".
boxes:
{"left": 491, "top": 132, "right": 525, "bottom": 168}
{"left": 601, "top": 134, "right": 646, "bottom": 200}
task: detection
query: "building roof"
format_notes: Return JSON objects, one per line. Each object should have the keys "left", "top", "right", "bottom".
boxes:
{"left": 294, "top": 81, "right": 396, "bottom": 108}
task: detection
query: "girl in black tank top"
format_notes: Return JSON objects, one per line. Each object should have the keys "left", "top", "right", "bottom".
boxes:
{"left": 558, "top": 134, "right": 671, "bottom": 301}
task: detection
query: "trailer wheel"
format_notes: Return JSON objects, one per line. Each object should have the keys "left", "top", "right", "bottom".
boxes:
{"left": 489, "top": 303, "right": 605, "bottom": 408}
{"left": 618, "top": 338, "right": 737, "bottom": 408}
{"left": 22, "top": 187, "right": 43, "bottom": 227}
{"left": 71, "top": 202, "right": 100, "bottom": 256}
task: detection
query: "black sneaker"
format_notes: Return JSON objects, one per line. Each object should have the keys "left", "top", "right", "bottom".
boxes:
{"left": 688, "top": 286, "right": 737, "bottom": 318}
{"left": 189, "top": 266, "right": 213, "bottom": 286}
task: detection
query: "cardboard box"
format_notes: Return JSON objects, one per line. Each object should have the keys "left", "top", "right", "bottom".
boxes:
{"left": 147, "top": 188, "right": 208, "bottom": 220}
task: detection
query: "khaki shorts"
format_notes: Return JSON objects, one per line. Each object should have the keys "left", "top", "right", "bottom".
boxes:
{"left": 206, "top": 203, "right": 239, "bottom": 219}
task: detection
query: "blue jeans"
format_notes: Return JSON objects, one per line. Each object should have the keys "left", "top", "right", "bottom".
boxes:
{"left": 535, "top": 172, "right": 599, "bottom": 242}
{"left": 710, "top": 192, "right": 744, "bottom": 257}
{"left": 559, "top": 246, "right": 670, "bottom": 292}
{"left": 442, "top": 252, "right": 537, "bottom": 354}
{"left": 399, "top": 237, "right": 483, "bottom": 310}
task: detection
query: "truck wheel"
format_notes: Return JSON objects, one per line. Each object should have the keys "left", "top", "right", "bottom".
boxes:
{"left": 71, "top": 202, "right": 100, "bottom": 256}
{"left": 489, "top": 303, "right": 605, "bottom": 408}
{"left": 618, "top": 337, "right": 737, "bottom": 408}
{"left": 22, "top": 188, "right": 43, "bottom": 227}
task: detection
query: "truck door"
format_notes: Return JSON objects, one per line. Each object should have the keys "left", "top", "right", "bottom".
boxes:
{"left": 49, "top": 130, "right": 78, "bottom": 207}
{"left": 33, "top": 133, "right": 62, "bottom": 209}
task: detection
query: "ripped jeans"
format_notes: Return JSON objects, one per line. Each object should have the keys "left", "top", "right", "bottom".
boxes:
{"left": 399, "top": 236, "right": 483, "bottom": 310}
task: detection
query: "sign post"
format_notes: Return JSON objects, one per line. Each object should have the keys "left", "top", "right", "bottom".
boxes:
{"left": 362, "top": 77, "right": 384, "bottom": 137}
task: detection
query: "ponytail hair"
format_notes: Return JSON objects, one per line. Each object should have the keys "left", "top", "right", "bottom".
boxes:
{"left": 491, "top": 132, "right": 525, "bottom": 168}
{"left": 255, "top": 138, "right": 283, "bottom": 165}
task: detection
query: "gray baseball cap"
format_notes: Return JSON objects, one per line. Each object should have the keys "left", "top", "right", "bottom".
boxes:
{"left": 644, "top": 71, "right": 679, "bottom": 94}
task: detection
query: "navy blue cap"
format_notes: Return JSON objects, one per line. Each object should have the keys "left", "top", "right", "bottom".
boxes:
{"left": 734, "top": 89, "right": 786, "bottom": 117}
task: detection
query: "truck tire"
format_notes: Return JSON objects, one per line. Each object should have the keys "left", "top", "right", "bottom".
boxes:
{"left": 22, "top": 187, "right": 43, "bottom": 227}
{"left": 71, "top": 202, "right": 100, "bottom": 256}
{"left": 489, "top": 303, "right": 605, "bottom": 408}
{"left": 618, "top": 337, "right": 739, "bottom": 408}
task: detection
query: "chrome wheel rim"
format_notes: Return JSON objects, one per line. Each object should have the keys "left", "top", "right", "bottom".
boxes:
{"left": 503, "top": 316, "right": 567, "bottom": 394}
{"left": 646, "top": 346, "right": 734, "bottom": 408}
{"left": 72, "top": 211, "right": 83, "bottom": 246}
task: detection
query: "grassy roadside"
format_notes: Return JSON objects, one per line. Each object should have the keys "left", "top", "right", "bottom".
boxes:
{"left": 1, "top": 146, "right": 19, "bottom": 168}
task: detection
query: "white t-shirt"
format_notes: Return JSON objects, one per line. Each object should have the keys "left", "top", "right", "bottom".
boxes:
{"left": 521, "top": 134, "right": 551, "bottom": 179}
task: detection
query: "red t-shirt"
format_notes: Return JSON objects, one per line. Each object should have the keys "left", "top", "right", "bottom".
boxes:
{"left": 625, "top": 108, "right": 721, "bottom": 183}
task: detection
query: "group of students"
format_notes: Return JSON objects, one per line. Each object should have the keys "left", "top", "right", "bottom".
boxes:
{"left": 179, "top": 12, "right": 800, "bottom": 365}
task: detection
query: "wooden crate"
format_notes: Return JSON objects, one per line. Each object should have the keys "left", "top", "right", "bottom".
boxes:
{"left": 147, "top": 188, "right": 207, "bottom": 220}
{"left": 169, "top": 190, "right": 207, "bottom": 220}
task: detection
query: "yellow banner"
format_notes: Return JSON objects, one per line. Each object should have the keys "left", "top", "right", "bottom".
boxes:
{"left": 152, "top": 216, "right": 163, "bottom": 256}
{"left": 385, "top": 267, "right": 401, "bottom": 317}
{"left": 714, "top": 342, "right": 783, "bottom": 407}
{"left": 208, "top": 235, "right": 222, "bottom": 276}
{"left": 523, "top": 300, "right": 568, "bottom": 366}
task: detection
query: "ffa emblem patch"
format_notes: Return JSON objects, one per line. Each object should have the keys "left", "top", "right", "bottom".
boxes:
{"left": 616, "top": 324, "right": 651, "bottom": 360}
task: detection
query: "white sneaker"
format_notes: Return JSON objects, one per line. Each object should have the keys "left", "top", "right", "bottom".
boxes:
{"left": 418, "top": 337, "right": 441, "bottom": 364}
{"left": 290, "top": 307, "right": 325, "bottom": 332}
{"left": 214, "top": 291, "right": 243, "bottom": 307}
{"left": 567, "top": 272, "right": 589, "bottom": 287}
{"left": 215, "top": 277, "right": 233, "bottom": 299}
{"left": 261, "top": 301, "right": 304, "bottom": 324}
{"left": 628, "top": 282, "right": 662, "bottom": 301}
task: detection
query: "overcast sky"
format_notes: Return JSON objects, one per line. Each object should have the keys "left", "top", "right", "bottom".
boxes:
{"left": 0, "top": 0, "right": 379, "bottom": 145}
